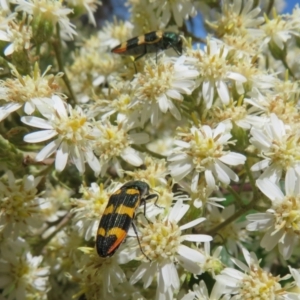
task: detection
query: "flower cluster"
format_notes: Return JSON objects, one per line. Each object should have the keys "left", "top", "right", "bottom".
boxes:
{"left": 1, "top": 0, "right": 300, "bottom": 299}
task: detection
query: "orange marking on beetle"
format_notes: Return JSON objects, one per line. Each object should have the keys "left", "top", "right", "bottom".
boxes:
{"left": 115, "top": 204, "right": 136, "bottom": 217}
{"left": 138, "top": 35, "right": 145, "bottom": 44}
{"left": 107, "top": 228, "right": 127, "bottom": 254}
{"left": 103, "top": 204, "right": 114, "bottom": 215}
{"left": 97, "top": 227, "right": 106, "bottom": 236}
{"left": 125, "top": 188, "right": 140, "bottom": 195}
{"left": 112, "top": 43, "right": 127, "bottom": 53}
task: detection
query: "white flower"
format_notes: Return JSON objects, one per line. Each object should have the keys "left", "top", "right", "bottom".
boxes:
{"left": 98, "top": 19, "right": 134, "bottom": 49}
{"left": 15, "top": 0, "right": 77, "bottom": 39}
{"left": 168, "top": 122, "right": 246, "bottom": 190}
{"left": 181, "top": 280, "right": 230, "bottom": 300}
{"left": 76, "top": 247, "right": 129, "bottom": 299}
{"left": 0, "top": 171, "right": 44, "bottom": 238}
{"left": 221, "top": 0, "right": 264, "bottom": 32}
{"left": 0, "top": 238, "right": 50, "bottom": 300}
{"left": 250, "top": 113, "right": 300, "bottom": 183}
{"left": 0, "top": 17, "right": 32, "bottom": 56}
{"left": 261, "top": 11, "right": 300, "bottom": 51}
{"left": 180, "top": 181, "right": 226, "bottom": 209}
{"left": 198, "top": 242, "right": 225, "bottom": 277}
{"left": 247, "top": 170, "right": 300, "bottom": 259}
{"left": 131, "top": 55, "right": 199, "bottom": 125}
{"left": 93, "top": 120, "right": 148, "bottom": 176}
{"left": 216, "top": 247, "right": 296, "bottom": 299}
{"left": 187, "top": 39, "right": 246, "bottom": 108}
{"left": 21, "top": 95, "right": 100, "bottom": 174}
{"left": 0, "top": 63, "right": 63, "bottom": 121}
{"left": 151, "top": 0, "right": 196, "bottom": 27}
{"left": 129, "top": 200, "right": 212, "bottom": 300}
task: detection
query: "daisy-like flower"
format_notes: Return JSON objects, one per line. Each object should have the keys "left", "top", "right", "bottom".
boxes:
{"left": 126, "top": 156, "right": 169, "bottom": 187}
{"left": 245, "top": 87, "right": 300, "bottom": 127}
{"left": 216, "top": 247, "right": 297, "bottom": 299}
{"left": 0, "top": 63, "right": 63, "bottom": 121}
{"left": 98, "top": 18, "right": 134, "bottom": 49}
{"left": 186, "top": 39, "right": 246, "bottom": 108}
{"left": 151, "top": 0, "right": 196, "bottom": 27}
{"left": 15, "top": 0, "right": 77, "bottom": 40}
{"left": 128, "top": 0, "right": 160, "bottom": 35}
{"left": 168, "top": 122, "right": 246, "bottom": 190}
{"left": 207, "top": 0, "right": 264, "bottom": 38}
{"left": 129, "top": 200, "right": 212, "bottom": 300}
{"left": 247, "top": 169, "right": 300, "bottom": 259}
{"left": 131, "top": 55, "right": 199, "bottom": 125}
{"left": 66, "top": 0, "right": 101, "bottom": 27}
{"left": 261, "top": 10, "right": 300, "bottom": 52}
{"left": 71, "top": 181, "right": 120, "bottom": 241}
{"left": 75, "top": 247, "right": 131, "bottom": 300}
{"left": 180, "top": 181, "right": 226, "bottom": 209}
{"left": 211, "top": 101, "right": 266, "bottom": 131}
{"left": 249, "top": 113, "right": 300, "bottom": 182}
{"left": 181, "top": 280, "right": 230, "bottom": 300}
{"left": 92, "top": 120, "right": 148, "bottom": 177}
{"left": 0, "top": 171, "right": 45, "bottom": 238}
{"left": 197, "top": 242, "right": 225, "bottom": 277}
{"left": 21, "top": 95, "right": 100, "bottom": 174}
{"left": 0, "top": 16, "right": 32, "bottom": 56}
{"left": 0, "top": 238, "right": 50, "bottom": 300}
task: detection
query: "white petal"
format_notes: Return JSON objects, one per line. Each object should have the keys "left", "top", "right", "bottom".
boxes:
{"left": 70, "top": 145, "right": 85, "bottom": 173}
{"left": 256, "top": 178, "right": 283, "bottom": 202}
{"left": 158, "top": 93, "right": 169, "bottom": 113}
{"left": 226, "top": 71, "right": 247, "bottom": 82}
{"left": 180, "top": 217, "right": 206, "bottom": 230}
{"left": 24, "top": 101, "right": 35, "bottom": 115}
{"left": 285, "top": 168, "right": 296, "bottom": 195}
{"left": 177, "top": 244, "right": 205, "bottom": 264}
{"left": 23, "top": 130, "right": 57, "bottom": 143}
{"left": 130, "top": 262, "right": 148, "bottom": 285}
{"left": 4, "top": 43, "right": 14, "bottom": 56}
{"left": 216, "top": 80, "right": 229, "bottom": 104}
{"left": 169, "top": 160, "right": 194, "bottom": 181}
{"left": 278, "top": 231, "right": 295, "bottom": 260}
{"left": 121, "top": 148, "right": 143, "bottom": 166}
{"left": 167, "top": 200, "right": 189, "bottom": 223}
{"left": 166, "top": 89, "right": 182, "bottom": 100}
{"left": 36, "top": 139, "right": 60, "bottom": 161}
{"left": 85, "top": 151, "right": 101, "bottom": 175}
{"left": 55, "top": 141, "right": 69, "bottom": 172}
{"left": 21, "top": 116, "right": 53, "bottom": 129}
{"left": 219, "top": 153, "right": 246, "bottom": 166}
{"left": 182, "top": 234, "right": 212, "bottom": 242}
{"left": 250, "top": 159, "right": 270, "bottom": 171}
{"left": 204, "top": 169, "right": 216, "bottom": 189}
{"left": 202, "top": 80, "right": 214, "bottom": 108}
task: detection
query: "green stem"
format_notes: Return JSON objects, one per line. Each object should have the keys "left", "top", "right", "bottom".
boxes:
{"left": 52, "top": 24, "right": 77, "bottom": 105}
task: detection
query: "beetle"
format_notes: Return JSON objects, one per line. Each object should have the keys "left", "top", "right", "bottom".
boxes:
{"left": 96, "top": 181, "right": 158, "bottom": 258}
{"left": 111, "top": 30, "right": 183, "bottom": 61}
